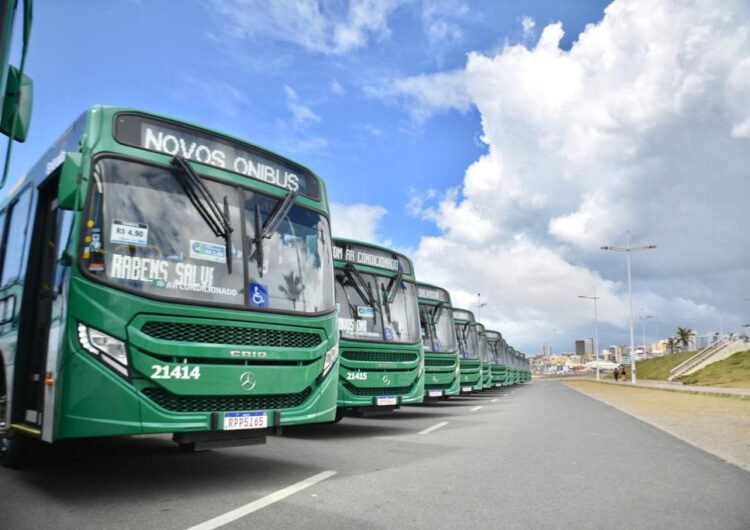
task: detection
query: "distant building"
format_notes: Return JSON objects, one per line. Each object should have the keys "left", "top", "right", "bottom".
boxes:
{"left": 575, "top": 339, "right": 594, "bottom": 360}
{"left": 542, "top": 343, "right": 552, "bottom": 357}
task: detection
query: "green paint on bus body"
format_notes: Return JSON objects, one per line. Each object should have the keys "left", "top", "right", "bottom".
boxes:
{"left": 333, "top": 238, "right": 424, "bottom": 410}
{"left": 1, "top": 106, "right": 339, "bottom": 445}
{"left": 417, "top": 282, "right": 460, "bottom": 399}
{"left": 453, "top": 308, "right": 484, "bottom": 393}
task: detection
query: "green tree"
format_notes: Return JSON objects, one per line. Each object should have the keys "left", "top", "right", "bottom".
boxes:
{"left": 675, "top": 327, "right": 695, "bottom": 350}
{"left": 665, "top": 337, "right": 677, "bottom": 354}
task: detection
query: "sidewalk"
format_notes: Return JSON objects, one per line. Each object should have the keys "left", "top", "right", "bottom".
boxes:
{"left": 600, "top": 378, "right": 750, "bottom": 399}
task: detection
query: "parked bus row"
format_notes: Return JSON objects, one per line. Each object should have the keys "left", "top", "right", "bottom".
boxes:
{"left": 0, "top": 106, "right": 529, "bottom": 466}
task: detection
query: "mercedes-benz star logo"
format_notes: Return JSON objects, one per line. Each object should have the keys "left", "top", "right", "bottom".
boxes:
{"left": 382, "top": 375, "right": 391, "bottom": 385}
{"left": 240, "top": 371, "right": 257, "bottom": 391}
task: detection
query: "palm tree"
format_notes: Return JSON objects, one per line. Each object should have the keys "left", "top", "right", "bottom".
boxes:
{"left": 665, "top": 337, "right": 677, "bottom": 354}
{"left": 675, "top": 327, "right": 695, "bottom": 350}
{"left": 279, "top": 271, "right": 305, "bottom": 310}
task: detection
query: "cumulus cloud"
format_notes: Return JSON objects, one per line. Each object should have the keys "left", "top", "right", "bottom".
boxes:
{"left": 330, "top": 202, "right": 388, "bottom": 243}
{"left": 205, "top": 0, "right": 402, "bottom": 55}
{"left": 379, "top": 0, "right": 750, "bottom": 353}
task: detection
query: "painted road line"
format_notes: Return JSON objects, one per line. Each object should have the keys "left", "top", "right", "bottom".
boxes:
{"left": 491, "top": 398, "right": 499, "bottom": 403}
{"left": 418, "top": 421, "right": 449, "bottom": 435}
{"left": 187, "top": 470, "right": 337, "bottom": 530}
{"left": 470, "top": 406, "right": 483, "bottom": 412}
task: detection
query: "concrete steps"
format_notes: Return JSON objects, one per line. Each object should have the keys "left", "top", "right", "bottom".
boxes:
{"left": 668, "top": 338, "right": 749, "bottom": 381}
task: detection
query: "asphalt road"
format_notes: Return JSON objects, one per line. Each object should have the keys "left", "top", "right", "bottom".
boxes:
{"left": 2, "top": 381, "right": 750, "bottom": 529}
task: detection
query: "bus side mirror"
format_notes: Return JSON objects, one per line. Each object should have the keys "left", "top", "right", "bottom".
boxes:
{"left": 0, "top": 65, "right": 33, "bottom": 142}
{"left": 58, "top": 153, "right": 83, "bottom": 210}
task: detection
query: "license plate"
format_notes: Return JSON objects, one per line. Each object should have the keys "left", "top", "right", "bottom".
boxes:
{"left": 495, "top": 383, "right": 501, "bottom": 388}
{"left": 428, "top": 389, "right": 443, "bottom": 398}
{"left": 462, "top": 386, "right": 473, "bottom": 392}
{"left": 223, "top": 411, "right": 267, "bottom": 431}
{"left": 376, "top": 396, "right": 397, "bottom": 406}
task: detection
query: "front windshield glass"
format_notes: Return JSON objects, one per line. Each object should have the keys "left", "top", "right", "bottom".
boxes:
{"left": 455, "top": 321, "right": 480, "bottom": 359}
{"left": 336, "top": 270, "right": 420, "bottom": 344}
{"left": 83, "top": 157, "right": 334, "bottom": 313}
{"left": 419, "top": 303, "right": 458, "bottom": 353}
{"left": 477, "top": 326, "right": 490, "bottom": 362}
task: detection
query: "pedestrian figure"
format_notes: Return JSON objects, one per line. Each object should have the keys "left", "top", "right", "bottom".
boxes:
{"left": 620, "top": 366, "right": 627, "bottom": 381}
{"left": 613, "top": 367, "right": 620, "bottom": 382}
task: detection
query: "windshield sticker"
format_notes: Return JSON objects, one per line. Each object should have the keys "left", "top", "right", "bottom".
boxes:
{"left": 432, "top": 339, "right": 442, "bottom": 352}
{"left": 110, "top": 220, "right": 149, "bottom": 247}
{"left": 109, "top": 254, "right": 238, "bottom": 297}
{"left": 339, "top": 318, "right": 380, "bottom": 339}
{"left": 357, "top": 306, "right": 374, "bottom": 319}
{"left": 190, "top": 239, "right": 227, "bottom": 264}
{"left": 384, "top": 326, "right": 395, "bottom": 342}
{"left": 248, "top": 282, "right": 269, "bottom": 308}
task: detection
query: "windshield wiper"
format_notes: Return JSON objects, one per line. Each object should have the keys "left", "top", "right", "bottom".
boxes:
{"left": 170, "top": 156, "right": 234, "bottom": 274}
{"left": 249, "top": 189, "right": 298, "bottom": 278}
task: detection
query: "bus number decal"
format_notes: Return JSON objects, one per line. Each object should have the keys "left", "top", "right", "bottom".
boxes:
{"left": 346, "top": 371, "right": 368, "bottom": 381}
{"left": 151, "top": 365, "right": 201, "bottom": 380}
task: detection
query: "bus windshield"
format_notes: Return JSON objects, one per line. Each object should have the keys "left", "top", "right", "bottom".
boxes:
{"left": 456, "top": 322, "right": 480, "bottom": 359}
{"left": 336, "top": 270, "right": 420, "bottom": 344}
{"left": 478, "top": 328, "right": 490, "bottom": 362}
{"left": 419, "top": 303, "right": 458, "bottom": 353}
{"left": 82, "top": 157, "right": 334, "bottom": 313}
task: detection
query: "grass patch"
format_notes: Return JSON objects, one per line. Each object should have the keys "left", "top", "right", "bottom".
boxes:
{"left": 679, "top": 350, "right": 750, "bottom": 388}
{"left": 603, "top": 350, "right": 697, "bottom": 381}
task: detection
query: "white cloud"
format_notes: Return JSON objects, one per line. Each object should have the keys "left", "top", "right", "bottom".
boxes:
{"left": 330, "top": 202, "right": 388, "bottom": 243}
{"left": 330, "top": 79, "right": 345, "bottom": 95}
{"left": 284, "top": 85, "right": 321, "bottom": 125}
{"left": 521, "top": 16, "right": 535, "bottom": 41}
{"left": 377, "top": 0, "right": 750, "bottom": 353}
{"left": 421, "top": 0, "right": 469, "bottom": 48}
{"left": 205, "top": 0, "right": 402, "bottom": 55}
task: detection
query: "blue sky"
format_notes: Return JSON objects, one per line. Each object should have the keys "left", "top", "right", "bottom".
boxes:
{"left": 9, "top": 0, "right": 608, "bottom": 247}
{"left": 8, "top": 1, "right": 750, "bottom": 356}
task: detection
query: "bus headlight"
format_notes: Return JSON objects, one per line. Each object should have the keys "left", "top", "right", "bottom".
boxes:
{"left": 78, "top": 323, "right": 129, "bottom": 376}
{"left": 321, "top": 343, "right": 339, "bottom": 378}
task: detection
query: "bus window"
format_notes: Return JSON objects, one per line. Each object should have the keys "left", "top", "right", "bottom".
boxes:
{"left": 1, "top": 188, "right": 32, "bottom": 285}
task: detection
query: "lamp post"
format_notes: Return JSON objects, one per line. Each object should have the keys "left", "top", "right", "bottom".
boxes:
{"left": 477, "top": 293, "right": 487, "bottom": 322}
{"left": 601, "top": 231, "right": 657, "bottom": 384}
{"left": 578, "top": 288, "right": 600, "bottom": 381}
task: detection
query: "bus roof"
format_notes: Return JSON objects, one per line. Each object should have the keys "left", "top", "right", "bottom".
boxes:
{"left": 2, "top": 105, "right": 328, "bottom": 208}
{"left": 332, "top": 237, "right": 415, "bottom": 277}
{"left": 416, "top": 281, "right": 452, "bottom": 305}
{"left": 452, "top": 307, "right": 475, "bottom": 323}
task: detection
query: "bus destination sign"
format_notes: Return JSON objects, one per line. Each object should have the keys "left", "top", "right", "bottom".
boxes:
{"left": 417, "top": 285, "right": 447, "bottom": 302}
{"left": 114, "top": 113, "right": 319, "bottom": 198}
{"left": 332, "top": 241, "right": 412, "bottom": 275}
{"left": 452, "top": 310, "right": 474, "bottom": 322}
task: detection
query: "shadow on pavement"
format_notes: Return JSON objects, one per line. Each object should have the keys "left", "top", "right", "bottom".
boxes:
{"left": 12, "top": 434, "right": 320, "bottom": 503}
{"left": 282, "top": 420, "right": 412, "bottom": 440}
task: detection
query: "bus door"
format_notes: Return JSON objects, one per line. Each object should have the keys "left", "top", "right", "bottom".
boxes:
{"left": 14, "top": 175, "right": 66, "bottom": 437}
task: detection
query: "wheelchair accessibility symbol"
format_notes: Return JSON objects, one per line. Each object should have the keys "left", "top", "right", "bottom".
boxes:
{"left": 249, "top": 282, "right": 269, "bottom": 308}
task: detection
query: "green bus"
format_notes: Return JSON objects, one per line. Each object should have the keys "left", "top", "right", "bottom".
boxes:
{"left": 476, "top": 323, "right": 492, "bottom": 390}
{"left": 333, "top": 238, "right": 424, "bottom": 419}
{"left": 333, "top": 238, "right": 423, "bottom": 416}
{"left": 485, "top": 329, "right": 507, "bottom": 388}
{"left": 0, "top": 106, "right": 340, "bottom": 465}
{"left": 453, "top": 308, "right": 482, "bottom": 393}
{"left": 417, "top": 282, "right": 459, "bottom": 400}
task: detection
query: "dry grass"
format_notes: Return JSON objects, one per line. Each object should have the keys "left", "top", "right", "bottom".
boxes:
{"left": 680, "top": 350, "right": 750, "bottom": 388}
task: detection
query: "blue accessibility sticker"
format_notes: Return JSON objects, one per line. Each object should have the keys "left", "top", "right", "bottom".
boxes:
{"left": 384, "top": 326, "right": 395, "bottom": 342}
{"left": 248, "top": 282, "right": 269, "bottom": 308}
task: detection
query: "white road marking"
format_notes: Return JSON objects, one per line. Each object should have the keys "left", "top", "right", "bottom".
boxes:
{"left": 491, "top": 398, "right": 499, "bottom": 403}
{"left": 418, "top": 421, "right": 449, "bottom": 435}
{"left": 470, "top": 406, "right": 483, "bottom": 412}
{"left": 187, "top": 470, "right": 337, "bottom": 530}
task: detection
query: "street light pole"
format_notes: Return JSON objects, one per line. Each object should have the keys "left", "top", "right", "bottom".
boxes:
{"left": 601, "top": 231, "right": 657, "bottom": 384}
{"left": 578, "top": 288, "right": 600, "bottom": 381}
{"left": 477, "top": 293, "right": 487, "bottom": 322}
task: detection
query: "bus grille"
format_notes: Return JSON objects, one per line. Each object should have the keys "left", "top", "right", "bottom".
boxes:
{"left": 425, "top": 382, "right": 454, "bottom": 390}
{"left": 140, "top": 321, "right": 321, "bottom": 349}
{"left": 342, "top": 381, "right": 412, "bottom": 396}
{"left": 425, "top": 358, "right": 455, "bottom": 367}
{"left": 141, "top": 387, "right": 312, "bottom": 413}
{"left": 341, "top": 351, "right": 418, "bottom": 363}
